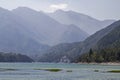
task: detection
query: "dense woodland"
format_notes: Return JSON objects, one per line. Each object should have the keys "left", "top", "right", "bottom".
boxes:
{"left": 0, "top": 52, "right": 33, "bottom": 62}
{"left": 78, "top": 48, "right": 120, "bottom": 63}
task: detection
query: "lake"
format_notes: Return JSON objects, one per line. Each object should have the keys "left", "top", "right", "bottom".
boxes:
{"left": 0, "top": 63, "right": 120, "bottom": 80}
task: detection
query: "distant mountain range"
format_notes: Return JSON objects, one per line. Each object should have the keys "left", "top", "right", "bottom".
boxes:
{"left": 48, "top": 10, "right": 115, "bottom": 34}
{"left": 0, "top": 7, "right": 49, "bottom": 56}
{"left": 0, "top": 7, "right": 115, "bottom": 60}
{"left": 0, "top": 7, "right": 89, "bottom": 56}
{"left": 39, "top": 20, "right": 120, "bottom": 62}
{"left": 12, "top": 7, "right": 88, "bottom": 45}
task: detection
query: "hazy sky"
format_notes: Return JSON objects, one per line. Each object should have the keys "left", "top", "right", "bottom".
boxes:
{"left": 0, "top": 0, "right": 120, "bottom": 20}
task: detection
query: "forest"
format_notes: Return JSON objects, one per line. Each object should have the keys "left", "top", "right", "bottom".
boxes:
{"left": 78, "top": 48, "right": 120, "bottom": 63}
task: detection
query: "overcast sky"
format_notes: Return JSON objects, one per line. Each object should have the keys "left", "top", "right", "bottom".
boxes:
{"left": 0, "top": 0, "right": 120, "bottom": 20}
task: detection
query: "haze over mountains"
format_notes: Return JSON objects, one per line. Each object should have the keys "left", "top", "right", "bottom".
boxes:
{"left": 39, "top": 20, "right": 120, "bottom": 62}
{"left": 0, "top": 7, "right": 89, "bottom": 56}
{"left": 48, "top": 10, "right": 115, "bottom": 34}
{"left": 0, "top": 7, "right": 116, "bottom": 60}
{"left": 0, "top": 7, "right": 49, "bottom": 55}
{"left": 12, "top": 7, "right": 88, "bottom": 45}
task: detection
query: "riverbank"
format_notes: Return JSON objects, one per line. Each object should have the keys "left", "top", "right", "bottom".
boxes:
{"left": 78, "top": 62, "right": 120, "bottom": 65}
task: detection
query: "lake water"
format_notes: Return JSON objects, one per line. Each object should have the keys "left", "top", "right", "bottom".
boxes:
{"left": 0, "top": 63, "right": 120, "bottom": 80}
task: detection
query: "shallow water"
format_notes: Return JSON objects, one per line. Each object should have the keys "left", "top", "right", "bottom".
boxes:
{"left": 0, "top": 63, "right": 120, "bottom": 80}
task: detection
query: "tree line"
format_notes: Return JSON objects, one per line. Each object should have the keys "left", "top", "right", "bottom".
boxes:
{"left": 78, "top": 48, "right": 120, "bottom": 63}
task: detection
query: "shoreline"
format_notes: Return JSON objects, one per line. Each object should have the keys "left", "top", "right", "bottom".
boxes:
{"left": 78, "top": 62, "right": 120, "bottom": 65}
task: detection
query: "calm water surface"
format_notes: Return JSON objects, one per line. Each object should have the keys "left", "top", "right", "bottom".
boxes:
{"left": 0, "top": 63, "right": 120, "bottom": 80}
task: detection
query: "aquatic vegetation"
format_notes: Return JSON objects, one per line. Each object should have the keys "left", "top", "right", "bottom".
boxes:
{"left": 0, "top": 68, "right": 18, "bottom": 71}
{"left": 34, "top": 68, "right": 62, "bottom": 72}
{"left": 66, "top": 70, "right": 72, "bottom": 72}
{"left": 4, "top": 69, "right": 17, "bottom": 71}
{"left": 107, "top": 70, "right": 120, "bottom": 73}
{"left": 94, "top": 70, "right": 99, "bottom": 72}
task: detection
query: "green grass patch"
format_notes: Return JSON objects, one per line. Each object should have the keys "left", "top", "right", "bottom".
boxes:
{"left": 34, "top": 68, "right": 62, "bottom": 72}
{"left": 107, "top": 70, "right": 120, "bottom": 73}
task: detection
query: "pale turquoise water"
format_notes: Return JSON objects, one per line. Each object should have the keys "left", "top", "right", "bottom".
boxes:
{"left": 0, "top": 63, "right": 120, "bottom": 80}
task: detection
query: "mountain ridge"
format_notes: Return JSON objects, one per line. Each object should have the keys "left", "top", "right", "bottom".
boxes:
{"left": 0, "top": 7, "right": 50, "bottom": 56}
{"left": 48, "top": 10, "right": 115, "bottom": 34}
{"left": 0, "top": 7, "right": 89, "bottom": 59}
{"left": 12, "top": 7, "right": 88, "bottom": 45}
{"left": 39, "top": 20, "right": 120, "bottom": 62}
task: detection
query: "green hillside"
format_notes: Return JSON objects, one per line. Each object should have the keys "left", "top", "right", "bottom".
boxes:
{"left": 78, "top": 23, "right": 120, "bottom": 63}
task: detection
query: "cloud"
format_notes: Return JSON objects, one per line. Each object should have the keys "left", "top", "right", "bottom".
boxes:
{"left": 49, "top": 3, "right": 68, "bottom": 12}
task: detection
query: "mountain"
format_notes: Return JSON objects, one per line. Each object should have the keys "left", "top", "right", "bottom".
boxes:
{"left": 59, "top": 24, "right": 88, "bottom": 43}
{"left": 0, "top": 7, "right": 49, "bottom": 56}
{"left": 39, "top": 42, "right": 79, "bottom": 62}
{"left": 0, "top": 7, "right": 89, "bottom": 60}
{"left": 96, "top": 21, "right": 120, "bottom": 49}
{"left": 39, "top": 20, "right": 120, "bottom": 62}
{"left": 78, "top": 22, "right": 120, "bottom": 62}
{"left": 12, "top": 7, "right": 88, "bottom": 45}
{"left": 0, "top": 7, "right": 117, "bottom": 62}
{"left": 48, "top": 10, "right": 115, "bottom": 34}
